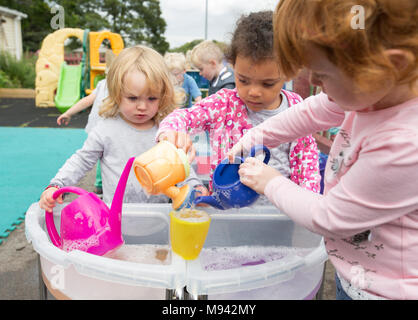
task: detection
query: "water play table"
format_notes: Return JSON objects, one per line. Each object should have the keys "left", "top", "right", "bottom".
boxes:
{"left": 25, "top": 203, "right": 327, "bottom": 300}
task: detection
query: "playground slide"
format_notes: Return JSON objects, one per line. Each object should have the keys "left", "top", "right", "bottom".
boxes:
{"left": 54, "top": 62, "right": 82, "bottom": 113}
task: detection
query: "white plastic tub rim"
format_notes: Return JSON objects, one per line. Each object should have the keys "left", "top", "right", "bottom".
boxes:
{"left": 25, "top": 202, "right": 186, "bottom": 289}
{"left": 184, "top": 210, "right": 328, "bottom": 296}
{"left": 186, "top": 242, "right": 327, "bottom": 296}
{"left": 26, "top": 202, "right": 328, "bottom": 295}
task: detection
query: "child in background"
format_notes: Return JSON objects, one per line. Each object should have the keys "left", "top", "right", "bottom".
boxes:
{"left": 157, "top": 11, "right": 321, "bottom": 204}
{"left": 232, "top": 0, "right": 418, "bottom": 299}
{"left": 39, "top": 45, "right": 203, "bottom": 212}
{"left": 164, "top": 52, "right": 202, "bottom": 108}
{"left": 57, "top": 50, "right": 116, "bottom": 195}
{"left": 56, "top": 81, "right": 106, "bottom": 127}
{"left": 191, "top": 40, "right": 235, "bottom": 96}
{"left": 57, "top": 49, "right": 115, "bottom": 128}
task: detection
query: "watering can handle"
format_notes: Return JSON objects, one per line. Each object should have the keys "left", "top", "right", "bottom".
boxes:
{"left": 45, "top": 186, "right": 89, "bottom": 248}
{"left": 249, "top": 145, "right": 271, "bottom": 164}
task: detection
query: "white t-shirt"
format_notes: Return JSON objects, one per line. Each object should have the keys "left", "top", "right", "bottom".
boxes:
{"left": 85, "top": 79, "right": 108, "bottom": 133}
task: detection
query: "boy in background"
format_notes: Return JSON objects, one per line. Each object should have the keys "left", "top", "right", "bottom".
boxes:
{"left": 191, "top": 40, "right": 235, "bottom": 95}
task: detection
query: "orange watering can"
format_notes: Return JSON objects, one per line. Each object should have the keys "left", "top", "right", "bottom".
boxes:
{"left": 133, "top": 141, "right": 194, "bottom": 209}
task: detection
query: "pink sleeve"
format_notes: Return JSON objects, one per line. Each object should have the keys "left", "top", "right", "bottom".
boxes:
{"left": 156, "top": 108, "right": 189, "bottom": 136}
{"left": 156, "top": 91, "right": 227, "bottom": 139}
{"left": 289, "top": 135, "right": 321, "bottom": 193}
{"left": 240, "top": 93, "right": 345, "bottom": 151}
{"left": 264, "top": 131, "right": 418, "bottom": 238}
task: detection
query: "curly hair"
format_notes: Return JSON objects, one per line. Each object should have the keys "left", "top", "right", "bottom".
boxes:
{"left": 225, "top": 11, "right": 274, "bottom": 65}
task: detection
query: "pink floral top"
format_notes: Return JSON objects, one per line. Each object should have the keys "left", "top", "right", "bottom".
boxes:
{"left": 157, "top": 88, "right": 321, "bottom": 193}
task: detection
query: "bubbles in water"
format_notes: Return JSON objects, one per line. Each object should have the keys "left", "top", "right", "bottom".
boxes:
{"left": 104, "top": 244, "right": 172, "bottom": 265}
{"left": 199, "top": 246, "right": 311, "bottom": 271}
{"left": 62, "top": 234, "right": 100, "bottom": 252}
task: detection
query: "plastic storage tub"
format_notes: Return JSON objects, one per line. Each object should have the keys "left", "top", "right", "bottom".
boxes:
{"left": 25, "top": 203, "right": 186, "bottom": 299}
{"left": 25, "top": 203, "right": 327, "bottom": 300}
{"left": 186, "top": 206, "right": 327, "bottom": 299}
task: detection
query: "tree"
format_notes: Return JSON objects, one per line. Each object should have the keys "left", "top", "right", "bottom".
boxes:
{"left": 54, "top": 0, "right": 169, "bottom": 53}
{"left": 0, "top": 0, "right": 52, "bottom": 52}
{"left": 0, "top": 0, "right": 169, "bottom": 53}
{"left": 53, "top": 0, "right": 109, "bottom": 33}
{"left": 99, "top": 0, "right": 169, "bottom": 53}
{"left": 170, "top": 39, "right": 203, "bottom": 54}
{"left": 170, "top": 39, "right": 228, "bottom": 55}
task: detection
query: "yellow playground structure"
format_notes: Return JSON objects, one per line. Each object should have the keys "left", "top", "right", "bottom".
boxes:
{"left": 35, "top": 28, "right": 124, "bottom": 113}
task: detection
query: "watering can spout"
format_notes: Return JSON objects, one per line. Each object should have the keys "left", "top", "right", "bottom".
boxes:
{"left": 193, "top": 195, "right": 226, "bottom": 210}
{"left": 109, "top": 157, "right": 135, "bottom": 231}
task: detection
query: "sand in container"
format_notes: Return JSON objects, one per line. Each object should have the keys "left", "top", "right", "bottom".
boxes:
{"left": 169, "top": 208, "right": 211, "bottom": 260}
{"left": 105, "top": 244, "right": 172, "bottom": 265}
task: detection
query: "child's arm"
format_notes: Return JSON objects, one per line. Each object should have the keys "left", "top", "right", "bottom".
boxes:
{"left": 57, "top": 93, "right": 97, "bottom": 126}
{"left": 228, "top": 93, "right": 345, "bottom": 160}
{"left": 38, "top": 129, "right": 103, "bottom": 211}
{"left": 189, "top": 77, "right": 202, "bottom": 103}
{"left": 289, "top": 135, "right": 322, "bottom": 193}
{"left": 39, "top": 186, "right": 63, "bottom": 212}
{"left": 240, "top": 130, "right": 418, "bottom": 239}
{"left": 157, "top": 90, "right": 230, "bottom": 155}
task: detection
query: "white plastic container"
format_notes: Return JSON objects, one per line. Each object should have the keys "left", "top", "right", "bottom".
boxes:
{"left": 25, "top": 203, "right": 186, "bottom": 299}
{"left": 185, "top": 207, "right": 328, "bottom": 299}
{"left": 25, "top": 203, "right": 327, "bottom": 300}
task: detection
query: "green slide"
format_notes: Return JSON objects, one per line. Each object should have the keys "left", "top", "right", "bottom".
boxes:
{"left": 54, "top": 62, "right": 82, "bottom": 114}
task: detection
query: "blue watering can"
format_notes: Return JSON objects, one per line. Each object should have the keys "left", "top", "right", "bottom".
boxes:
{"left": 193, "top": 145, "right": 270, "bottom": 210}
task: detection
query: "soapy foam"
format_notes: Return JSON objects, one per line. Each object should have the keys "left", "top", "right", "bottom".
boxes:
{"left": 200, "top": 246, "right": 312, "bottom": 271}
{"left": 172, "top": 208, "right": 210, "bottom": 223}
{"left": 62, "top": 234, "right": 100, "bottom": 252}
{"left": 104, "top": 244, "right": 171, "bottom": 265}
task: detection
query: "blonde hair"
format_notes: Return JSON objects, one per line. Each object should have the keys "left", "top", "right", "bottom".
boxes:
{"left": 99, "top": 45, "right": 177, "bottom": 125}
{"left": 274, "top": 0, "right": 418, "bottom": 92}
{"left": 164, "top": 52, "right": 187, "bottom": 72}
{"left": 191, "top": 40, "right": 224, "bottom": 67}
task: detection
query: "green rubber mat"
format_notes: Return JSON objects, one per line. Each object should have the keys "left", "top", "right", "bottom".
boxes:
{"left": 0, "top": 127, "right": 86, "bottom": 243}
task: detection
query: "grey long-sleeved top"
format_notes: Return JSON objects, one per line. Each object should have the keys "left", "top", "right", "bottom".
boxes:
{"left": 50, "top": 116, "right": 201, "bottom": 204}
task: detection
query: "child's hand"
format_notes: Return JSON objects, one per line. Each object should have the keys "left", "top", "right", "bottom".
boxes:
{"left": 57, "top": 113, "right": 71, "bottom": 126}
{"left": 227, "top": 141, "right": 244, "bottom": 163}
{"left": 39, "top": 187, "right": 63, "bottom": 212}
{"left": 193, "top": 185, "right": 210, "bottom": 207}
{"left": 238, "top": 157, "right": 282, "bottom": 194}
{"left": 158, "top": 130, "right": 196, "bottom": 162}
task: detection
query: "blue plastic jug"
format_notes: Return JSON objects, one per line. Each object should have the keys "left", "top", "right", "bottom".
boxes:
{"left": 193, "top": 145, "right": 270, "bottom": 210}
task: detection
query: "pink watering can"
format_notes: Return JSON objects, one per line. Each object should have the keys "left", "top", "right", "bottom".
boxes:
{"left": 44, "top": 157, "right": 135, "bottom": 255}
